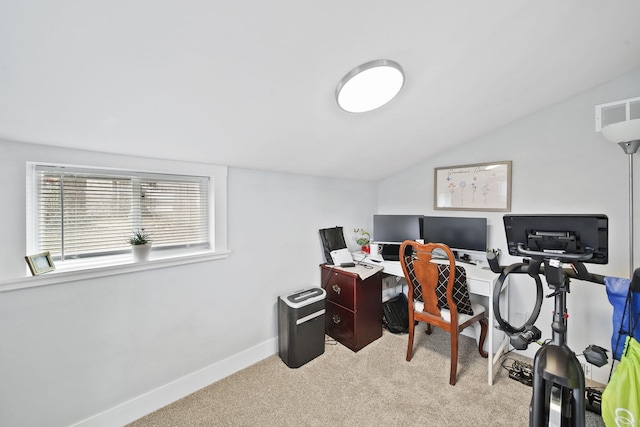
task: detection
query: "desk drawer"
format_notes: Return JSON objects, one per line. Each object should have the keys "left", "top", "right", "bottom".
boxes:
{"left": 467, "top": 277, "right": 491, "bottom": 297}
{"left": 322, "top": 269, "right": 356, "bottom": 309}
{"left": 325, "top": 301, "right": 355, "bottom": 348}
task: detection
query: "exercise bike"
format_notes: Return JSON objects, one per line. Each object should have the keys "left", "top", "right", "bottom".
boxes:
{"left": 489, "top": 215, "right": 610, "bottom": 427}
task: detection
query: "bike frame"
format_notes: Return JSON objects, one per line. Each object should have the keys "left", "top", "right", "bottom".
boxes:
{"left": 530, "top": 259, "right": 586, "bottom": 427}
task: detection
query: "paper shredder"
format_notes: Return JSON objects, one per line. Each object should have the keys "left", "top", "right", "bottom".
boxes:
{"left": 278, "top": 287, "right": 326, "bottom": 368}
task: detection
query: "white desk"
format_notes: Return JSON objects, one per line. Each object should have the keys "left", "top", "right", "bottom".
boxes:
{"left": 360, "top": 255, "right": 509, "bottom": 385}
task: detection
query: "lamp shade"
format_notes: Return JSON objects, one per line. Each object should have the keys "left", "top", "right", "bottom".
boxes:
{"left": 336, "top": 59, "right": 404, "bottom": 113}
{"left": 601, "top": 118, "right": 640, "bottom": 143}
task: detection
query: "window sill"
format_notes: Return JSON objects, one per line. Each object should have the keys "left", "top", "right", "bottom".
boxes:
{"left": 0, "top": 249, "right": 232, "bottom": 293}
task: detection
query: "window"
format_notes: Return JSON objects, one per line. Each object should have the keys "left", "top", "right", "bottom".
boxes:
{"left": 33, "top": 165, "right": 210, "bottom": 263}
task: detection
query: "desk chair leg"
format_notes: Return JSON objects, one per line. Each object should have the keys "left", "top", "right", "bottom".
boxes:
{"left": 406, "top": 313, "right": 415, "bottom": 362}
{"left": 450, "top": 331, "right": 459, "bottom": 386}
{"left": 425, "top": 323, "right": 433, "bottom": 335}
{"left": 478, "top": 318, "right": 489, "bottom": 358}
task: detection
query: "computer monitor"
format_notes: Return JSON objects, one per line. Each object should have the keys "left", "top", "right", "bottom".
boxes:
{"left": 372, "top": 215, "right": 422, "bottom": 244}
{"left": 421, "top": 216, "right": 488, "bottom": 253}
{"left": 503, "top": 214, "right": 608, "bottom": 264}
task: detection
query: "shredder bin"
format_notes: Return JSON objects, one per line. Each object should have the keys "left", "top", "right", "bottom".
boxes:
{"left": 278, "top": 287, "right": 326, "bottom": 368}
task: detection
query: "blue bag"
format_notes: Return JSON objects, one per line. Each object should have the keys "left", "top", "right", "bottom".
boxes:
{"left": 605, "top": 276, "right": 640, "bottom": 360}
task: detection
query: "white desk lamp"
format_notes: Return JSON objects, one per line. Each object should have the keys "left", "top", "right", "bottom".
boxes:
{"left": 601, "top": 118, "right": 640, "bottom": 278}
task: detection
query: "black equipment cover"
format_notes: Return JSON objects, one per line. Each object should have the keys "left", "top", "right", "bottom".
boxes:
{"left": 383, "top": 293, "right": 409, "bottom": 334}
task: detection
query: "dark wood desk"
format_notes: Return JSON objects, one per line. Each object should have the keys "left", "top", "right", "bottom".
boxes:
{"left": 320, "top": 264, "right": 383, "bottom": 352}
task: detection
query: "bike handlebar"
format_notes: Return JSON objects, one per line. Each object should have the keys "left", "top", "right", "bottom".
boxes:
{"left": 486, "top": 248, "right": 605, "bottom": 285}
{"left": 516, "top": 243, "right": 594, "bottom": 262}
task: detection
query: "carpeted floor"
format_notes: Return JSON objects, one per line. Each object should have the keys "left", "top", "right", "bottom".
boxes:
{"left": 128, "top": 326, "right": 605, "bottom": 426}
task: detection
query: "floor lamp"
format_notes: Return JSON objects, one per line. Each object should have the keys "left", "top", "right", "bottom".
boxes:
{"left": 602, "top": 118, "right": 640, "bottom": 278}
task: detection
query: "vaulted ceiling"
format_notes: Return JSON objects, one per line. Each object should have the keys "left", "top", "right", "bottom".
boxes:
{"left": 1, "top": 1, "right": 639, "bottom": 180}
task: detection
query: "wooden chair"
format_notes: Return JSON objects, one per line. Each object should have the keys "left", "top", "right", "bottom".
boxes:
{"left": 399, "top": 240, "right": 488, "bottom": 385}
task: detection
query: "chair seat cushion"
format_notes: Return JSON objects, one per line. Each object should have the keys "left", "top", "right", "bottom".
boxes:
{"left": 440, "top": 302, "right": 485, "bottom": 324}
{"left": 413, "top": 300, "right": 486, "bottom": 325}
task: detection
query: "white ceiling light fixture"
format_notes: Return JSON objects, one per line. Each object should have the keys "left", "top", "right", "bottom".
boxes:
{"left": 336, "top": 59, "right": 404, "bottom": 113}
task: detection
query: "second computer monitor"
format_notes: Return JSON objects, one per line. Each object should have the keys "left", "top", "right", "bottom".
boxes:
{"left": 422, "top": 216, "right": 488, "bottom": 253}
{"left": 372, "top": 214, "right": 423, "bottom": 244}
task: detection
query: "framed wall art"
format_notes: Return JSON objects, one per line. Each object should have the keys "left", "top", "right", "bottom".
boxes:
{"left": 25, "top": 251, "right": 56, "bottom": 276}
{"left": 434, "top": 160, "right": 511, "bottom": 211}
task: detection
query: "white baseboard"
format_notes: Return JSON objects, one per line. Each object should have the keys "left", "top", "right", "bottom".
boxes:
{"left": 72, "top": 337, "right": 278, "bottom": 427}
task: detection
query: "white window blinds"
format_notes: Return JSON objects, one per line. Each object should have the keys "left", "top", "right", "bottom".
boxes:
{"left": 35, "top": 165, "right": 210, "bottom": 261}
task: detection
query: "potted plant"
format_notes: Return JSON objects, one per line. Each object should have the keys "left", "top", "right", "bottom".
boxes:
{"left": 353, "top": 228, "right": 371, "bottom": 253}
{"left": 129, "top": 229, "right": 152, "bottom": 261}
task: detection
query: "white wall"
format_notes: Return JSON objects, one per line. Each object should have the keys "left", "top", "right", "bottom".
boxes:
{"left": 377, "top": 67, "right": 640, "bottom": 382}
{"left": 2, "top": 67, "right": 638, "bottom": 425}
{"left": 0, "top": 140, "right": 376, "bottom": 426}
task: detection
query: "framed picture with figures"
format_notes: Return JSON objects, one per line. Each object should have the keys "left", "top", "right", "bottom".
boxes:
{"left": 434, "top": 161, "right": 511, "bottom": 211}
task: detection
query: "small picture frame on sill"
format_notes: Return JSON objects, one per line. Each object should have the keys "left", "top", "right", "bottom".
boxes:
{"left": 25, "top": 252, "right": 56, "bottom": 276}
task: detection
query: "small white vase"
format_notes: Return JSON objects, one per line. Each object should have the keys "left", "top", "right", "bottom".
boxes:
{"left": 131, "top": 243, "right": 152, "bottom": 262}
